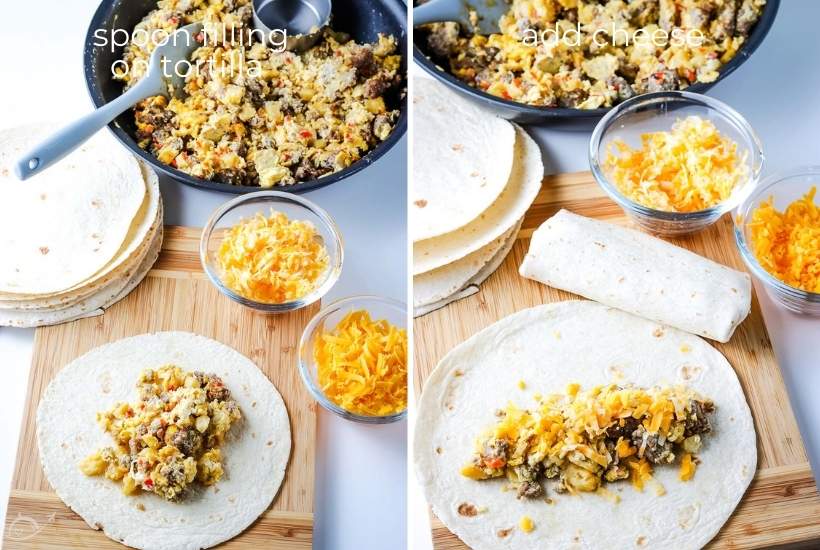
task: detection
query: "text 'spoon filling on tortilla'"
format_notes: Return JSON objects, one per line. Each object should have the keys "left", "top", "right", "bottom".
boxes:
{"left": 461, "top": 384, "right": 714, "bottom": 502}
{"left": 749, "top": 186, "right": 820, "bottom": 293}
{"left": 604, "top": 116, "right": 747, "bottom": 212}
{"left": 80, "top": 366, "right": 242, "bottom": 501}
{"left": 217, "top": 209, "right": 330, "bottom": 303}
{"left": 315, "top": 310, "right": 408, "bottom": 416}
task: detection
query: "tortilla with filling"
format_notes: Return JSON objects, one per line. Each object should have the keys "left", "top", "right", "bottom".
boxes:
{"left": 37, "top": 332, "right": 291, "bottom": 550}
{"left": 519, "top": 210, "right": 751, "bottom": 342}
{"left": 415, "top": 301, "right": 756, "bottom": 550}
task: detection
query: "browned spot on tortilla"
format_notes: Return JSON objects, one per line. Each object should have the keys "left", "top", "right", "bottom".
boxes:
{"left": 653, "top": 328, "right": 665, "bottom": 338}
{"left": 731, "top": 287, "right": 737, "bottom": 293}
{"left": 251, "top": 401, "right": 258, "bottom": 408}
{"left": 435, "top": 446, "right": 443, "bottom": 454}
{"left": 40, "top": 193, "right": 47, "bottom": 200}
{"left": 251, "top": 432, "right": 256, "bottom": 438}
{"left": 618, "top": 276, "right": 625, "bottom": 283}
{"left": 39, "top": 246, "right": 49, "bottom": 255}
{"left": 136, "top": 503, "right": 145, "bottom": 511}
{"left": 544, "top": 497, "right": 554, "bottom": 505}
{"left": 93, "top": 523, "right": 103, "bottom": 530}
{"left": 636, "top": 535, "right": 647, "bottom": 546}
{"left": 447, "top": 404, "right": 454, "bottom": 411}
{"left": 61, "top": 442, "right": 68, "bottom": 449}
{"left": 267, "top": 440, "right": 273, "bottom": 446}
{"left": 228, "top": 496, "right": 236, "bottom": 503}
{"left": 451, "top": 144, "right": 464, "bottom": 152}
{"left": 414, "top": 199, "right": 428, "bottom": 208}
{"left": 457, "top": 503, "right": 478, "bottom": 517}
{"left": 1, "top": 168, "right": 8, "bottom": 177}
{"left": 497, "top": 528, "right": 513, "bottom": 538}
{"left": 454, "top": 369, "right": 464, "bottom": 377}
{"left": 594, "top": 241, "right": 606, "bottom": 248}
{"left": 91, "top": 200, "right": 101, "bottom": 207}
{"left": 470, "top": 171, "right": 479, "bottom": 177}
{"left": 91, "top": 233, "right": 100, "bottom": 239}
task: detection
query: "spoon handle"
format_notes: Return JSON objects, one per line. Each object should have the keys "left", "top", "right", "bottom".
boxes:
{"left": 413, "top": 0, "right": 468, "bottom": 27}
{"left": 13, "top": 76, "right": 163, "bottom": 181}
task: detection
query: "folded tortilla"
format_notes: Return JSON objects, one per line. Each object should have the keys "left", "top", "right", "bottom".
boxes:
{"left": 519, "top": 210, "right": 751, "bottom": 342}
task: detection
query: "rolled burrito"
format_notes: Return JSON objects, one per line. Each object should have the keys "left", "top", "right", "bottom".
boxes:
{"left": 519, "top": 209, "right": 751, "bottom": 342}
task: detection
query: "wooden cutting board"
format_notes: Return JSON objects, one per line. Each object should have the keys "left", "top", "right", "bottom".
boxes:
{"left": 414, "top": 171, "right": 820, "bottom": 550}
{"left": 3, "top": 226, "right": 316, "bottom": 549}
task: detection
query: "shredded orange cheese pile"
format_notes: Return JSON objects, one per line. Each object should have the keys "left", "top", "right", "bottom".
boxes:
{"left": 749, "top": 187, "right": 820, "bottom": 293}
{"left": 217, "top": 210, "right": 329, "bottom": 303}
{"left": 605, "top": 116, "right": 747, "bottom": 212}
{"left": 315, "top": 310, "right": 407, "bottom": 416}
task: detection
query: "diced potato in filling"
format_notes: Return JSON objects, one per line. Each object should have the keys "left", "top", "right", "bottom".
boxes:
{"left": 80, "top": 366, "right": 242, "bottom": 501}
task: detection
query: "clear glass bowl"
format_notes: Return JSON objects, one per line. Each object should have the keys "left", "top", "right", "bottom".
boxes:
{"left": 589, "top": 91, "right": 764, "bottom": 237}
{"left": 200, "top": 191, "right": 343, "bottom": 313}
{"left": 734, "top": 166, "right": 820, "bottom": 316}
{"left": 299, "top": 295, "right": 408, "bottom": 424}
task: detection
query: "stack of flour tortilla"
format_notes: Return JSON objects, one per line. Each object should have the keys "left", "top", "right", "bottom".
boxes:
{"left": 412, "top": 77, "right": 543, "bottom": 316}
{"left": 0, "top": 126, "right": 163, "bottom": 327}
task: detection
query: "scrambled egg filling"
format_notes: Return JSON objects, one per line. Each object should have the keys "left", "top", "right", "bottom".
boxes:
{"left": 118, "top": 0, "right": 402, "bottom": 186}
{"left": 217, "top": 209, "right": 330, "bottom": 303}
{"left": 604, "top": 116, "right": 747, "bottom": 212}
{"left": 421, "top": 0, "right": 764, "bottom": 108}
{"left": 315, "top": 309, "right": 408, "bottom": 416}
{"left": 461, "top": 384, "right": 713, "bottom": 499}
{"left": 80, "top": 366, "right": 241, "bottom": 501}
{"left": 749, "top": 187, "right": 820, "bottom": 293}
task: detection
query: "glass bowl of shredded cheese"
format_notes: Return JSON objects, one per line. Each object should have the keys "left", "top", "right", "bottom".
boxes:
{"left": 200, "top": 191, "right": 343, "bottom": 313}
{"left": 590, "top": 91, "right": 764, "bottom": 237}
{"left": 734, "top": 166, "right": 820, "bottom": 315}
{"left": 299, "top": 295, "right": 408, "bottom": 423}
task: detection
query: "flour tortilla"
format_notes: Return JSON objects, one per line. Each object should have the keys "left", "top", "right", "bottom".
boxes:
{"left": 0, "top": 205, "right": 162, "bottom": 327}
{"left": 0, "top": 126, "right": 146, "bottom": 295}
{"left": 414, "top": 218, "right": 522, "bottom": 314}
{"left": 37, "top": 332, "right": 291, "bottom": 550}
{"left": 414, "top": 301, "right": 756, "bottom": 550}
{"left": 519, "top": 209, "right": 752, "bottom": 342}
{"left": 413, "top": 125, "right": 542, "bottom": 275}
{"left": 414, "top": 220, "right": 520, "bottom": 308}
{"left": 0, "top": 161, "right": 161, "bottom": 303}
{"left": 412, "top": 77, "right": 516, "bottom": 242}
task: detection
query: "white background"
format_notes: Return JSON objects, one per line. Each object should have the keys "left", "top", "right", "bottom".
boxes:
{"left": 410, "top": 1, "right": 820, "bottom": 548}
{"left": 0, "top": 2, "right": 407, "bottom": 549}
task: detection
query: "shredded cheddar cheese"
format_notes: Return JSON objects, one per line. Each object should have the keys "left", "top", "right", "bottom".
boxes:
{"left": 216, "top": 210, "right": 329, "bottom": 304}
{"left": 519, "top": 515, "right": 535, "bottom": 533}
{"left": 315, "top": 310, "right": 407, "bottom": 416}
{"left": 749, "top": 187, "right": 820, "bottom": 293}
{"left": 605, "top": 116, "right": 747, "bottom": 212}
{"left": 679, "top": 453, "right": 696, "bottom": 481}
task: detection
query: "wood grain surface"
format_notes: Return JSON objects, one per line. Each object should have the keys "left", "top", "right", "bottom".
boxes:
{"left": 414, "top": 171, "right": 820, "bottom": 549}
{"left": 3, "top": 226, "right": 317, "bottom": 549}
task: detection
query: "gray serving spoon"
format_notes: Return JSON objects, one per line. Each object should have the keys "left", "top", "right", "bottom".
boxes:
{"left": 413, "top": 0, "right": 509, "bottom": 35}
{"left": 14, "top": 22, "right": 204, "bottom": 181}
{"left": 253, "top": 0, "right": 331, "bottom": 52}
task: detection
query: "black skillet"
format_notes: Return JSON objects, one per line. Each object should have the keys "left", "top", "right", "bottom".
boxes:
{"left": 83, "top": 0, "right": 407, "bottom": 194}
{"left": 413, "top": 0, "right": 780, "bottom": 124}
